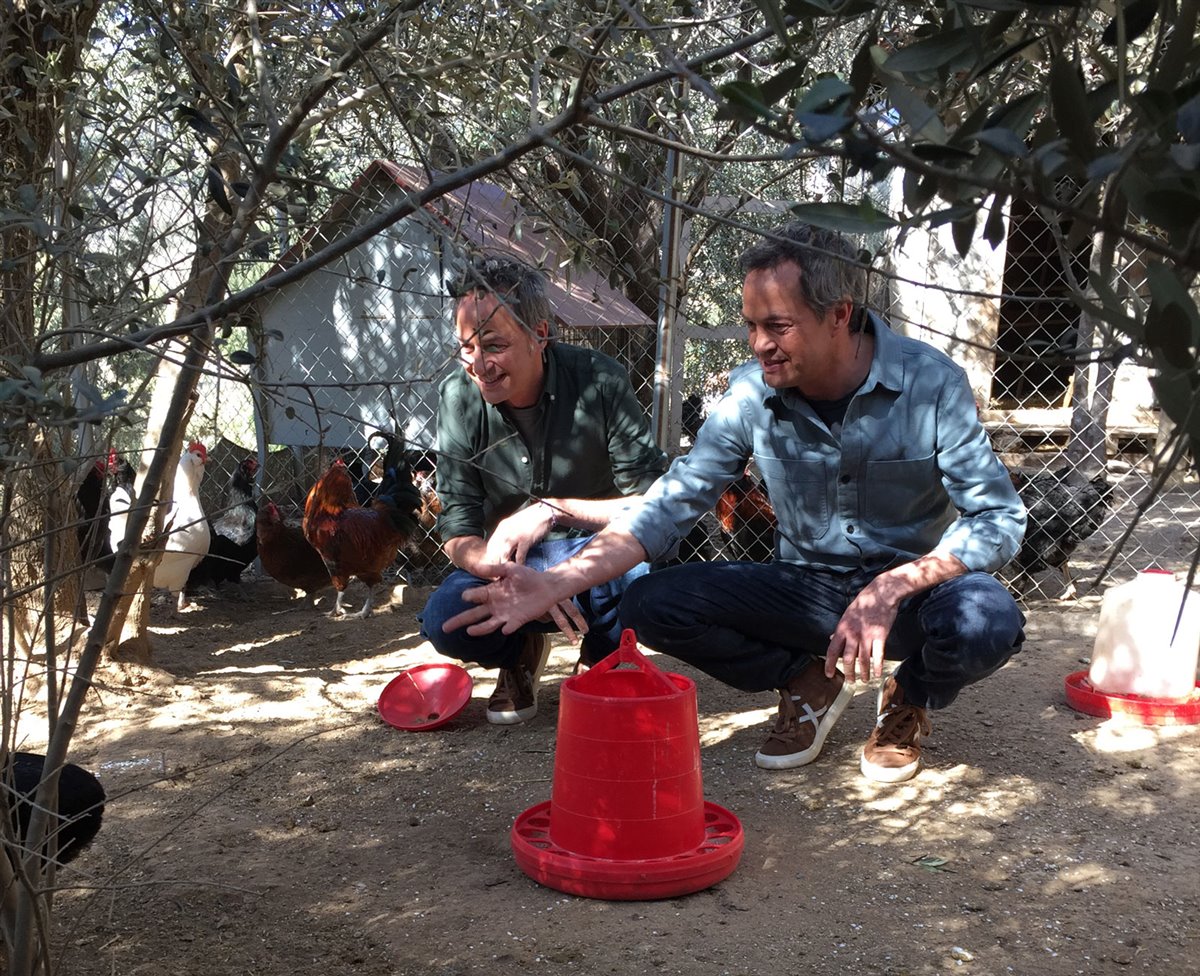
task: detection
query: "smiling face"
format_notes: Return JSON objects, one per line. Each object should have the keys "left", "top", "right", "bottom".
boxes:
{"left": 454, "top": 291, "right": 548, "bottom": 408}
{"left": 742, "top": 261, "right": 857, "bottom": 398}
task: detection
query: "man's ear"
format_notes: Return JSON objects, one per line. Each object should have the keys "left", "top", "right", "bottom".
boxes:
{"left": 534, "top": 321, "right": 551, "bottom": 344}
{"left": 830, "top": 299, "right": 855, "bottom": 333}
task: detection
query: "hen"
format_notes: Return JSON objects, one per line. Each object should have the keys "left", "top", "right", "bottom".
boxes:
{"left": 1009, "top": 466, "right": 1113, "bottom": 599}
{"left": 256, "top": 499, "right": 332, "bottom": 605}
{"left": 109, "top": 442, "right": 210, "bottom": 611}
{"left": 715, "top": 470, "right": 776, "bottom": 563}
{"left": 4, "top": 752, "right": 105, "bottom": 866}
{"left": 75, "top": 450, "right": 119, "bottom": 581}
{"left": 302, "top": 433, "right": 422, "bottom": 618}
{"left": 186, "top": 455, "right": 259, "bottom": 596}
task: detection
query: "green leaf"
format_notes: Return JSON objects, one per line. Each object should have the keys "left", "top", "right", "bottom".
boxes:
{"left": 885, "top": 29, "right": 975, "bottom": 75}
{"left": 984, "top": 192, "right": 1008, "bottom": 247}
{"left": 912, "top": 854, "right": 955, "bottom": 872}
{"left": 1101, "top": 0, "right": 1158, "bottom": 46}
{"left": 952, "top": 211, "right": 978, "bottom": 257}
{"left": 760, "top": 64, "right": 808, "bottom": 106}
{"left": 788, "top": 200, "right": 898, "bottom": 233}
{"left": 754, "top": 0, "right": 791, "bottom": 47}
{"left": 885, "top": 80, "right": 948, "bottom": 143}
{"left": 973, "top": 127, "right": 1030, "bottom": 158}
{"left": 794, "top": 75, "right": 854, "bottom": 115}
{"left": 1050, "top": 56, "right": 1096, "bottom": 161}
{"left": 717, "top": 81, "right": 771, "bottom": 123}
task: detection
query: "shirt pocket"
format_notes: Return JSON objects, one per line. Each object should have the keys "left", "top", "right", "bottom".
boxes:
{"left": 755, "top": 454, "right": 829, "bottom": 541}
{"left": 862, "top": 453, "right": 943, "bottom": 528}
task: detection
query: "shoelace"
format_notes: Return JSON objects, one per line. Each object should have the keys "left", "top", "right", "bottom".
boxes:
{"left": 874, "top": 704, "right": 932, "bottom": 746}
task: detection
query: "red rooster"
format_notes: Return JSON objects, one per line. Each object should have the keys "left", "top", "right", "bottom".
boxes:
{"left": 302, "top": 433, "right": 422, "bottom": 618}
{"left": 716, "top": 470, "right": 776, "bottom": 563}
{"left": 256, "top": 499, "right": 332, "bottom": 605}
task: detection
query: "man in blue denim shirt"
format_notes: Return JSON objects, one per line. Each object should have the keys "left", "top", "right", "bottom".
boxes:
{"left": 445, "top": 224, "right": 1026, "bottom": 783}
{"left": 420, "top": 256, "right": 665, "bottom": 726}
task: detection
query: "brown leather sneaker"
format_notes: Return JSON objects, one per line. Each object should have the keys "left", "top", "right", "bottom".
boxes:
{"left": 755, "top": 663, "right": 854, "bottom": 769}
{"left": 861, "top": 675, "right": 932, "bottom": 783}
{"left": 487, "top": 633, "right": 552, "bottom": 725}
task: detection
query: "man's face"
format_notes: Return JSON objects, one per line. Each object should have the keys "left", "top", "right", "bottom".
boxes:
{"left": 742, "top": 261, "right": 849, "bottom": 396}
{"left": 454, "top": 291, "right": 547, "bottom": 408}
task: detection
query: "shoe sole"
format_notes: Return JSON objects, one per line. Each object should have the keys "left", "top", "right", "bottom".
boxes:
{"left": 754, "top": 680, "right": 855, "bottom": 770}
{"left": 859, "top": 751, "right": 921, "bottom": 783}
{"left": 486, "top": 635, "right": 552, "bottom": 725}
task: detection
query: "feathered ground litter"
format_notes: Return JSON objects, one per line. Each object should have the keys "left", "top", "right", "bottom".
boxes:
{"left": 39, "top": 571, "right": 1200, "bottom": 976}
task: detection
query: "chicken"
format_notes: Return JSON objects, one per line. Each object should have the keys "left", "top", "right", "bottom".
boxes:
{"left": 715, "top": 470, "right": 776, "bottom": 563}
{"left": 75, "top": 450, "right": 118, "bottom": 581}
{"left": 255, "top": 499, "right": 332, "bottom": 605}
{"left": 1009, "top": 466, "right": 1113, "bottom": 599}
{"left": 109, "top": 442, "right": 210, "bottom": 612}
{"left": 4, "top": 752, "right": 105, "bottom": 866}
{"left": 302, "top": 432, "right": 422, "bottom": 618}
{"left": 186, "top": 455, "right": 259, "bottom": 596}
{"left": 401, "top": 458, "right": 444, "bottom": 572}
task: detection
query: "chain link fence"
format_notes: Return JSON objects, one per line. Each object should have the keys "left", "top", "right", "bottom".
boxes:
{"left": 168, "top": 160, "right": 1196, "bottom": 602}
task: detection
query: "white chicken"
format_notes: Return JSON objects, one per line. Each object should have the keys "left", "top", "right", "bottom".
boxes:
{"left": 108, "top": 442, "right": 211, "bottom": 612}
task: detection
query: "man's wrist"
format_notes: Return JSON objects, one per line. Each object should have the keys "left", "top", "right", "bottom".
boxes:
{"left": 539, "top": 499, "right": 559, "bottom": 530}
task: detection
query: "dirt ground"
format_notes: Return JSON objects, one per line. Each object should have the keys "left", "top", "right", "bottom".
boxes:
{"left": 30, "top": 572, "right": 1200, "bottom": 976}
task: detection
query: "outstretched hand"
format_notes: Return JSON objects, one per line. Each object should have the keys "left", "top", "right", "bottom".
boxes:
{"left": 442, "top": 560, "right": 589, "bottom": 643}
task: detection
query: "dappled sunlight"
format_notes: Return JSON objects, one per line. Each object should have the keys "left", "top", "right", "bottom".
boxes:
{"left": 1073, "top": 719, "right": 1198, "bottom": 754}
{"left": 698, "top": 704, "right": 775, "bottom": 747}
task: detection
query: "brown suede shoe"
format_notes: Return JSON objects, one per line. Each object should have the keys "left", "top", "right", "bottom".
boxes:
{"left": 860, "top": 675, "right": 932, "bottom": 783}
{"left": 487, "top": 633, "right": 552, "bottom": 725}
{"left": 755, "top": 663, "right": 853, "bottom": 769}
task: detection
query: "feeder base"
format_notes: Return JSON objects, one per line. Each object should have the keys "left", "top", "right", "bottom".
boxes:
{"left": 1064, "top": 671, "right": 1200, "bottom": 727}
{"left": 511, "top": 801, "right": 744, "bottom": 901}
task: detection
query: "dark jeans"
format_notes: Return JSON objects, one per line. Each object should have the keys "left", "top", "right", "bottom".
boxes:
{"left": 419, "top": 536, "right": 650, "bottom": 670}
{"left": 619, "top": 562, "right": 1025, "bottom": 710}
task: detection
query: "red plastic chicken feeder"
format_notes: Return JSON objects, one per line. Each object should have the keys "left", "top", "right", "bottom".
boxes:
{"left": 1064, "top": 671, "right": 1200, "bottom": 727}
{"left": 378, "top": 663, "right": 473, "bottom": 731}
{"left": 511, "top": 630, "right": 744, "bottom": 900}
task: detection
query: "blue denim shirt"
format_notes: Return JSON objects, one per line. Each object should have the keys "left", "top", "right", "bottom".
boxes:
{"left": 623, "top": 315, "right": 1026, "bottom": 574}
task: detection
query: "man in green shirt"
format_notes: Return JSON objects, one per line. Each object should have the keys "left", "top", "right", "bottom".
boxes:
{"left": 419, "top": 256, "right": 666, "bottom": 724}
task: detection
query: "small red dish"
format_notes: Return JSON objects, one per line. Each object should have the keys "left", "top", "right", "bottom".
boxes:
{"left": 1064, "top": 670, "right": 1200, "bottom": 727}
{"left": 378, "top": 663, "right": 473, "bottom": 731}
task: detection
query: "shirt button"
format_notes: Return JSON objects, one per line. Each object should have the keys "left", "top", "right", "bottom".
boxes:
{"left": 839, "top": 474, "right": 851, "bottom": 485}
{"left": 846, "top": 524, "right": 856, "bottom": 534}
{"left": 521, "top": 456, "right": 529, "bottom": 464}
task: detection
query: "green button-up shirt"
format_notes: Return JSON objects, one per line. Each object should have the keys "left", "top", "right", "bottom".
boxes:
{"left": 434, "top": 342, "right": 667, "bottom": 542}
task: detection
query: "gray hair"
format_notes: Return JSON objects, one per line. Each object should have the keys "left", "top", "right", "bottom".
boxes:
{"left": 451, "top": 255, "right": 557, "bottom": 343}
{"left": 738, "top": 222, "right": 868, "bottom": 328}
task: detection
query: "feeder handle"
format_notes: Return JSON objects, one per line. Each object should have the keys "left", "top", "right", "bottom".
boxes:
{"left": 583, "top": 629, "right": 678, "bottom": 695}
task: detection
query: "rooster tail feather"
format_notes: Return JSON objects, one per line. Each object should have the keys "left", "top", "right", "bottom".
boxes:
{"left": 372, "top": 432, "right": 422, "bottom": 535}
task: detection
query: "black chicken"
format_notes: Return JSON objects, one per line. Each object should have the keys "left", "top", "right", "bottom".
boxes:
{"left": 76, "top": 451, "right": 135, "bottom": 587}
{"left": 3, "top": 752, "right": 105, "bottom": 866}
{"left": 186, "top": 455, "right": 259, "bottom": 595}
{"left": 1009, "top": 466, "right": 1113, "bottom": 599}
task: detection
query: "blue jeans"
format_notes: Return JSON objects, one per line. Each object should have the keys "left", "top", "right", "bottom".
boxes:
{"left": 419, "top": 536, "right": 651, "bottom": 670}
{"left": 619, "top": 562, "right": 1025, "bottom": 710}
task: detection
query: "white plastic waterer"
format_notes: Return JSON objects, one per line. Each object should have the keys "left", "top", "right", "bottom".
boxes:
{"left": 1088, "top": 569, "right": 1200, "bottom": 700}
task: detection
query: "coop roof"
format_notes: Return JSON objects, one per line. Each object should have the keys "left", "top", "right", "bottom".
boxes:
{"left": 264, "top": 159, "right": 654, "bottom": 331}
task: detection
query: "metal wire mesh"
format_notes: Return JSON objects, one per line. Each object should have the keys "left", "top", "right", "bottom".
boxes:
{"left": 166, "top": 156, "right": 1196, "bottom": 602}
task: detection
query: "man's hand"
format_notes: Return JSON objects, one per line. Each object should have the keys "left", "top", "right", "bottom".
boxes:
{"left": 484, "top": 503, "right": 556, "bottom": 565}
{"left": 443, "top": 560, "right": 589, "bottom": 642}
{"left": 824, "top": 582, "right": 897, "bottom": 684}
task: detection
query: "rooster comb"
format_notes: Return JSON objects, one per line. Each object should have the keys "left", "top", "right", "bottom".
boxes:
{"left": 187, "top": 442, "right": 208, "bottom": 462}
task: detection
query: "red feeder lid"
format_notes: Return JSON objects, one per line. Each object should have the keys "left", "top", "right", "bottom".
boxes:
{"left": 1064, "top": 670, "right": 1200, "bottom": 727}
{"left": 378, "top": 663, "right": 473, "bottom": 731}
{"left": 511, "top": 800, "right": 744, "bottom": 901}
